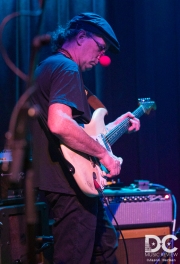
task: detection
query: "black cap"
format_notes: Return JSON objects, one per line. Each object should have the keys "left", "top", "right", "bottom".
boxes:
{"left": 68, "top": 12, "right": 120, "bottom": 53}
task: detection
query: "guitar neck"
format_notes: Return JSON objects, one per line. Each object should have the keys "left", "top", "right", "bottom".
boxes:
{"left": 105, "top": 105, "right": 145, "bottom": 146}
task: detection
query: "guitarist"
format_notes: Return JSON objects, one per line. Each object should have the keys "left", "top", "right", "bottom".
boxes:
{"left": 31, "top": 12, "right": 140, "bottom": 264}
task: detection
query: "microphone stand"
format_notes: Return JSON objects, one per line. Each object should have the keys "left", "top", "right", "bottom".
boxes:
{"left": 1, "top": 3, "right": 51, "bottom": 263}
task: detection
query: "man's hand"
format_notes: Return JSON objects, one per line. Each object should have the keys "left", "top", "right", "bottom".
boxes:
{"left": 107, "top": 112, "right": 140, "bottom": 133}
{"left": 99, "top": 151, "right": 123, "bottom": 178}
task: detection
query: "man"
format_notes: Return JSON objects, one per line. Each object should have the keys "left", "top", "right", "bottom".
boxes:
{"left": 32, "top": 12, "right": 140, "bottom": 264}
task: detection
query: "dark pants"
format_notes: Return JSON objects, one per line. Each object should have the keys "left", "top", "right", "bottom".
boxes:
{"left": 45, "top": 191, "right": 118, "bottom": 264}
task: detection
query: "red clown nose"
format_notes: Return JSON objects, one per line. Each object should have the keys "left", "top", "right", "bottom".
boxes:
{"left": 99, "top": 55, "right": 111, "bottom": 67}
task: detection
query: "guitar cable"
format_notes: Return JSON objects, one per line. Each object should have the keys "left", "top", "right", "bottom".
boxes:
{"left": 154, "top": 193, "right": 177, "bottom": 264}
{"left": 93, "top": 178, "right": 129, "bottom": 264}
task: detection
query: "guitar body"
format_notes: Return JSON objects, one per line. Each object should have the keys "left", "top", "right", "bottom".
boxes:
{"left": 60, "top": 99, "right": 156, "bottom": 197}
{"left": 60, "top": 108, "right": 108, "bottom": 197}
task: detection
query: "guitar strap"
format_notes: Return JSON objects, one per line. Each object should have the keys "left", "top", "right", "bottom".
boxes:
{"left": 88, "top": 94, "right": 107, "bottom": 111}
{"left": 85, "top": 86, "right": 107, "bottom": 111}
{"left": 85, "top": 86, "right": 107, "bottom": 110}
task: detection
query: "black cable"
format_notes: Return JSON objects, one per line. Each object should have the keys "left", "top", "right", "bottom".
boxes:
{"left": 93, "top": 175, "right": 129, "bottom": 264}
{"left": 35, "top": 242, "right": 54, "bottom": 254}
{"left": 101, "top": 192, "right": 129, "bottom": 264}
{"left": 160, "top": 226, "right": 179, "bottom": 264}
{"left": 154, "top": 194, "right": 177, "bottom": 264}
{"left": 149, "top": 183, "right": 168, "bottom": 190}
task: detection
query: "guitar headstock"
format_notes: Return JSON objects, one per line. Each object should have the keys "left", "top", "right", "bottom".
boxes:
{"left": 138, "top": 98, "right": 156, "bottom": 114}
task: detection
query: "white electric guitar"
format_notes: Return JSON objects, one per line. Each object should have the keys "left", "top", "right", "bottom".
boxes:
{"left": 60, "top": 98, "right": 156, "bottom": 197}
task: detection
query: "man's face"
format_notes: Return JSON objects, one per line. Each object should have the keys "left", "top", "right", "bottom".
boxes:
{"left": 79, "top": 34, "right": 108, "bottom": 72}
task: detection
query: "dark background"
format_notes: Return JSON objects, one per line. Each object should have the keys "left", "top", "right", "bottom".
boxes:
{"left": 0, "top": 0, "right": 179, "bottom": 227}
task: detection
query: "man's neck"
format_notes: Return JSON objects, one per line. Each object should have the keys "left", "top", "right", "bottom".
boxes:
{"left": 61, "top": 42, "right": 78, "bottom": 64}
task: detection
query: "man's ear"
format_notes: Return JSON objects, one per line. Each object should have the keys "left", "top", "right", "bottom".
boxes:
{"left": 76, "top": 30, "right": 86, "bottom": 46}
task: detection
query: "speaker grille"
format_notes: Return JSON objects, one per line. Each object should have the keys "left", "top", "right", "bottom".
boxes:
{"left": 104, "top": 189, "right": 173, "bottom": 226}
{"left": 105, "top": 199, "right": 172, "bottom": 226}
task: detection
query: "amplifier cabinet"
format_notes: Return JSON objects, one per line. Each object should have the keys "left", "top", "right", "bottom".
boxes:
{"left": 116, "top": 226, "right": 171, "bottom": 264}
{"left": 0, "top": 202, "right": 50, "bottom": 264}
{"left": 103, "top": 188, "right": 173, "bottom": 226}
{"left": 104, "top": 188, "right": 174, "bottom": 263}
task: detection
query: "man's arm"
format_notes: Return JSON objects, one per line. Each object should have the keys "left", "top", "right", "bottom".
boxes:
{"left": 48, "top": 103, "right": 121, "bottom": 177}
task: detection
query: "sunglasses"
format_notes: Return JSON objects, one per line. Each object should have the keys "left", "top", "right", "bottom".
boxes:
{"left": 89, "top": 35, "right": 107, "bottom": 52}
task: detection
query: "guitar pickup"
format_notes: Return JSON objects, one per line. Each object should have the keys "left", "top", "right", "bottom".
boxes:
{"left": 89, "top": 156, "right": 97, "bottom": 168}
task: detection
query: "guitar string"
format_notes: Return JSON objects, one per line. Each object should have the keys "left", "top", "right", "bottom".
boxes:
{"left": 104, "top": 106, "right": 144, "bottom": 146}
{"left": 107, "top": 106, "right": 143, "bottom": 139}
{"left": 106, "top": 107, "right": 143, "bottom": 145}
{"left": 107, "top": 106, "right": 145, "bottom": 145}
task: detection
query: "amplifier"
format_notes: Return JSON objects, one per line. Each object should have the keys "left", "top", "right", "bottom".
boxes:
{"left": 0, "top": 202, "right": 50, "bottom": 264}
{"left": 0, "top": 149, "right": 25, "bottom": 201}
{"left": 103, "top": 186, "right": 173, "bottom": 227}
